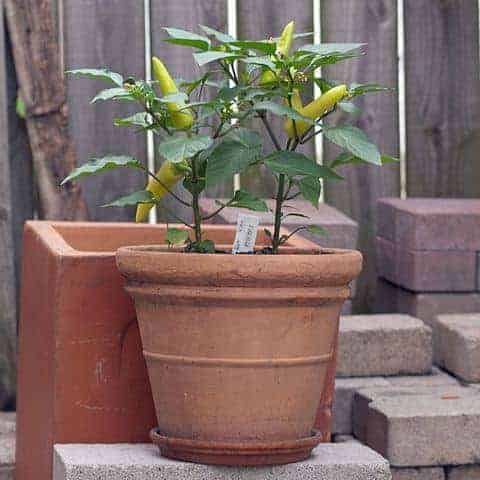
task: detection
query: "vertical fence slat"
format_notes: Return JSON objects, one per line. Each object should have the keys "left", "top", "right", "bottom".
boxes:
{"left": 237, "top": 0, "right": 314, "bottom": 198}
{"left": 405, "top": 0, "right": 480, "bottom": 198}
{"left": 0, "top": 0, "right": 18, "bottom": 404}
{"left": 64, "top": 0, "right": 146, "bottom": 220}
{"left": 322, "top": 0, "right": 400, "bottom": 311}
{"left": 150, "top": 0, "right": 228, "bottom": 217}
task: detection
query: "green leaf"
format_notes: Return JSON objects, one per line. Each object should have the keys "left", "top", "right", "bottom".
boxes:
{"left": 306, "top": 225, "right": 328, "bottom": 236}
{"left": 114, "top": 112, "right": 150, "bottom": 128}
{"left": 158, "top": 135, "right": 212, "bottom": 162}
{"left": 199, "top": 25, "right": 235, "bottom": 43}
{"left": 324, "top": 126, "right": 381, "bottom": 165}
{"left": 90, "top": 87, "right": 133, "bottom": 103}
{"left": 338, "top": 101, "right": 361, "bottom": 115}
{"left": 298, "top": 43, "right": 365, "bottom": 56}
{"left": 66, "top": 68, "right": 124, "bottom": 87}
{"left": 16, "top": 94, "right": 26, "bottom": 118}
{"left": 297, "top": 176, "right": 321, "bottom": 207}
{"left": 228, "top": 40, "right": 276, "bottom": 54}
{"left": 205, "top": 129, "right": 262, "bottom": 186}
{"left": 163, "top": 27, "right": 210, "bottom": 50}
{"left": 193, "top": 50, "right": 242, "bottom": 67}
{"left": 330, "top": 151, "right": 399, "bottom": 168}
{"left": 102, "top": 190, "right": 154, "bottom": 208}
{"left": 195, "top": 239, "right": 216, "bottom": 253}
{"left": 314, "top": 78, "right": 336, "bottom": 93}
{"left": 264, "top": 151, "right": 343, "bottom": 179}
{"left": 349, "top": 83, "right": 393, "bottom": 97}
{"left": 240, "top": 56, "right": 276, "bottom": 70}
{"left": 61, "top": 155, "right": 142, "bottom": 185}
{"left": 166, "top": 228, "right": 190, "bottom": 246}
{"left": 253, "top": 101, "right": 314, "bottom": 124}
{"left": 221, "top": 189, "right": 268, "bottom": 212}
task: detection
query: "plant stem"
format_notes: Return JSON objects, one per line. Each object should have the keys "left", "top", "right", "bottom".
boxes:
{"left": 190, "top": 156, "right": 202, "bottom": 244}
{"left": 272, "top": 173, "right": 286, "bottom": 254}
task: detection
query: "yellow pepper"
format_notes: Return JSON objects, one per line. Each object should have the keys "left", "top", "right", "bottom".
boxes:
{"left": 259, "top": 21, "right": 295, "bottom": 86}
{"left": 152, "top": 56, "right": 193, "bottom": 130}
{"left": 284, "top": 84, "right": 348, "bottom": 138}
{"left": 135, "top": 161, "right": 184, "bottom": 222}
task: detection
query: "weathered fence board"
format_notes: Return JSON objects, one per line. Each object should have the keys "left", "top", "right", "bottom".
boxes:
{"left": 322, "top": 0, "right": 400, "bottom": 311}
{"left": 64, "top": 0, "right": 147, "bottom": 220}
{"left": 0, "top": 0, "right": 18, "bottom": 406}
{"left": 405, "top": 0, "right": 480, "bottom": 198}
{"left": 150, "top": 0, "right": 228, "bottom": 219}
{"left": 238, "top": 0, "right": 314, "bottom": 198}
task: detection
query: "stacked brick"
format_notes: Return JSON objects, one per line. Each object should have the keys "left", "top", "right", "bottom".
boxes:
{"left": 375, "top": 199, "right": 480, "bottom": 326}
{"left": 333, "top": 313, "right": 480, "bottom": 479}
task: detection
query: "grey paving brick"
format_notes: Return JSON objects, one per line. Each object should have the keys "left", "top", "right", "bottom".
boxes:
{"left": 386, "top": 367, "right": 459, "bottom": 388}
{"left": 446, "top": 465, "right": 480, "bottom": 480}
{"left": 333, "top": 377, "right": 390, "bottom": 435}
{"left": 377, "top": 198, "right": 480, "bottom": 251}
{"left": 365, "top": 395, "right": 480, "bottom": 467}
{"left": 53, "top": 443, "right": 392, "bottom": 480}
{"left": 433, "top": 314, "right": 480, "bottom": 382}
{"left": 391, "top": 467, "right": 445, "bottom": 480}
{"left": 376, "top": 236, "right": 477, "bottom": 292}
{"left": 337, "top": 315, "right": 432, "bottom": 377}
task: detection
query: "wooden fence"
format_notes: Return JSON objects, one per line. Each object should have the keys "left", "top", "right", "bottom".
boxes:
{"left": 1, "top": 0, "right": 480, "bottom": 323}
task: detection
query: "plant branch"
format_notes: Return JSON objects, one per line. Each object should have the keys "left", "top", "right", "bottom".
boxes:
{"left": 144, "top": 168, "right": 191, "bottom": 207}
{"left": 201, "top": 199, "right": 233, "bottom": 221}
{"left": 259, "top": 113, "right": 282, "bottom": 151}
{"left": 156, "top": 203, "right": 194, "bottom": 229}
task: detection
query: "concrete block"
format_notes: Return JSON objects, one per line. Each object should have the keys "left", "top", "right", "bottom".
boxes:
{"left": 386, "top": 367, "right": 459, "bottom": 388}
{"left": 391, "top": 468, "right": 445, "bottom": 480}
{"left": 446, "top": 465, "right": 480, "bottom": 479}
{"left": 341, "top": 300, "right": 353, "bottom": 315}
{"left": 54, "top": 443, "right": 392, "bottom": 480}
{"left": 365, "top": 395, "right": 480, "bottom": 466}
{"left": 433, "top": 314, "right": 480, "bottom": 382}
{"left": 0, "top": 434, "right": 15, "bottom": 472}
{"left": 337, "top": 315, "right": 432, "bottom": 377}
{"left": 376, "top": 237, "right": 477, "bottom": 292}
{"left": 200, "top": 199, "right": 359, "bottom": 250}
{"left": 333, "top": 377, "right": 390, "bottom": 435}
{"left": 0, "top": 467, "right": 14, "bottom": 480}
{"left": 353, "top": 385, "right": 477, "bottom": 442}
{"left": 332, "top": 434, "right": 362, "bottom": 445}
{"left": 377, "top": 198, "right": 480, "bottom": 251}
{"left": 375, "top": 279, "right": 480, "bottom": 329}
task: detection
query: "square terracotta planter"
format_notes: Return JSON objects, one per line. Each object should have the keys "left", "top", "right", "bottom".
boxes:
{"left": 17, "top": 222, "right": 335, "bottom": 478}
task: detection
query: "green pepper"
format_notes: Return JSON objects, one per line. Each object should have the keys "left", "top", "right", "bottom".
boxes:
{"left": 284, "top": 84, "right": 348, "bottom": 138}
{"left": 152, "top": 56, "right": 193, "bottom": 130}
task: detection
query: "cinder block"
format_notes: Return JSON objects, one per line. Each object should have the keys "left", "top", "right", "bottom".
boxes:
{"left": 0, "top": 467, "right": 14, "bottom": 480}
{"left": 365, "top": 395, "right": 480, "bottom": 466}
{"left": 53, "top": 443, "right": 392, "bottom": 480}
{"left": 446, "top": 465, "right": 480, "bottom": 480}
{"left": 377, "top": 198, "right": 480, "bottom": 251}
{"left": 332, "top": 434, "right": 362, "bottom": 444}
{"left": 386, "top": 367, "right": 459, "bottom": 388}
{"left": 391, "top": 467, "right": 445, "bottom": 480}
{"left": 376, "top": 237, "right": 477, "bottom": 292}
{"left": 433, "top": 314, "right": 480, "bottom": 382}
{"left": 333, "top": 377, "right": 390, "bottom": 435}
{"left": 375, "top": 279, "right": 480, "bottom": 329}
{"left": 353, "top": 385, "right": 476, "bottom": 442}
{"left": 337, "top": 315, "right": 432, "bottom": 377}
{"left": 200, "top": 199, "right": 359, "bottom": 250}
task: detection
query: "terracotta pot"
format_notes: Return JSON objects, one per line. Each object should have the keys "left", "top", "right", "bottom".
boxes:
{"left": 116, "top": 245, "right": 362, "bottom": 465}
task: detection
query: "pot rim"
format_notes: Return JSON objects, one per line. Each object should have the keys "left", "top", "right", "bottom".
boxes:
{"left": 116, "top": 245, "right": 362, "bottom": 288}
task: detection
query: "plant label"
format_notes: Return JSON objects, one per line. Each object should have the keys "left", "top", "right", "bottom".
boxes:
{"left": 232, "top": 213, "right": 260, "bottom": 254}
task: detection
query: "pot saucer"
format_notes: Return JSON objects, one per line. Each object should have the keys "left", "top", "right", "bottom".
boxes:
{"left": 150, "top": 428, "right": 324, "bottom": 466}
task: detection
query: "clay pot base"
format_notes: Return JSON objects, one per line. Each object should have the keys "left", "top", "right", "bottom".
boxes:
{"left": 150, "top": 428, "right": 323, "bottom": 466}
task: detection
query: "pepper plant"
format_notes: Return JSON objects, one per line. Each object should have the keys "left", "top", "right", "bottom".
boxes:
{"left": 63, "top": 21, "right": 396, "bottom": 253}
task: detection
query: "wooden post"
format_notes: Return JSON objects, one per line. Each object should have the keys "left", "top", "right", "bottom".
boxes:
{"left": 4, "top": 0, "right": 88, "bottom": 220}
{"left": 0, "top": 0, "right": 18, "bottom": 406}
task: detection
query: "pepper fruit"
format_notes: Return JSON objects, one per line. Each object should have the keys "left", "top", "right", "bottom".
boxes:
{"left": 152, "top": 56, "right": 193, "bottom": 130}
{"left": 284, "top": 84, "right": 348, "bottom": 139}
{"left": 259, "top": 20, "right": 295, "bottom": 86}
{"left": 135, "top": 161, "right": 185, "bottom": 222}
